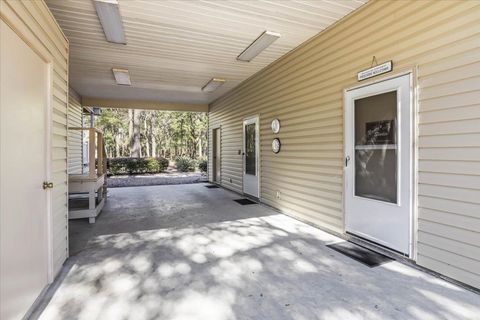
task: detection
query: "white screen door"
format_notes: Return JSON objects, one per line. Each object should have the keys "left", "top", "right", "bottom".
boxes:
{"left": 243, "top": 116, "right": 259, "bottom": 197}
{"left": 344, "top": 74, "right": 412, "bottom": 255}
{"left": 212, "top": 128, "right": 221, "bottom": 182}
{"left": 0, "top": 21, "right": 50, "bottom": 319}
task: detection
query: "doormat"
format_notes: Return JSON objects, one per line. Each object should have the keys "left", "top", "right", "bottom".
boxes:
{"left": 205, "top": 185, "right": 220, "bottom": 189}
{"left": 234, "top": 198, "right": 257, "bottom": 205}
{"left": 327, "top": 241, "right": 393, "bottom": 267}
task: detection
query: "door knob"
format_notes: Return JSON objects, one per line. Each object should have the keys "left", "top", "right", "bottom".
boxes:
{"left": 43, "top": 182, "right": 53, "bottom": 190}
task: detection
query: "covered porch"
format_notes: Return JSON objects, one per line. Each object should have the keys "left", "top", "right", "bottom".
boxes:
{"left": 2, "top": 1, "right": 480, "bottom": 319}
{"left": 35, "top": 184, "right": 480, "bottom": 320}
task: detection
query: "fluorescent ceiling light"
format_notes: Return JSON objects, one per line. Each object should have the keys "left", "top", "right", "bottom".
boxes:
{"left": 112, "top": 68, "right": 131, "bottom": 85}
{"left": 202, "top": 78, "right": 226, "bottom": 92}
{"left": 93, "top": 0, "right": 126, "bottom": 44}
{"left": 237, "top": 31, "right": 281, "bottom": 62}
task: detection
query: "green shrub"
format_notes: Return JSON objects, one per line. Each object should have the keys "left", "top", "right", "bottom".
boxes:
{"left": 198, "top": 157, "right": 207, "bottom": 173}
{"left": 146, "top": 158, "right": 160, "bottom": 172}
{"left": 175, "top": 156, "right": 196, "bottom": 172}
{"left": 107, "top": 157, "right": 169, "bottom": 175}
{"left": 145, "top": 157, "right": 170, "bottom": 173}
{"left": 126, "top": 158, "right": 143, "bottom": 174}
{"left": 160, "top": 158, "right": 169, "bottom": 170}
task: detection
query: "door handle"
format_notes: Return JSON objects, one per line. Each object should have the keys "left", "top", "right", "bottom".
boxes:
{"left": 43, "top": 182, "right": 53, "bottom": 190}
{"left": 345, "top": 156, "right": 350, "bottom": 167}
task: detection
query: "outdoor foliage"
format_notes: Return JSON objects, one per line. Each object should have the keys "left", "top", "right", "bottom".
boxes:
{"left": 95, "top": 109, "right": 208, "bottom": 160}
{"left": 198, "top": 157, "right": 208, "bottom": 173}
{"left": 175, "top": 156, "right": 196, "bottom": 172}
{"left": 108, "top": 157, "right": 169, "bottom": 175}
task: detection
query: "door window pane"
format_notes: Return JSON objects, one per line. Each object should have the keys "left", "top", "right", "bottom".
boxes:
{"left": 354, "top": 91, "right": 397, "bottom": 203}
{"left": 245, "top": 123, "right": 256, "bottom": 175}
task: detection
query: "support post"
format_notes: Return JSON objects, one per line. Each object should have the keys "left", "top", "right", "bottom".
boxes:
{"left": 88, "top": 128, "right": 96, "bottom": 178}
{"left": 97, "top": 132, "right": 104, "bottom": 176}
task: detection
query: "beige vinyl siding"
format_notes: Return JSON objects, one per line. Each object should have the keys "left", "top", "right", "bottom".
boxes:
{"left": 209, "top": 0, "right": 480, "bottom": 288}
{"left": 417, "top": 38, "right": 480, "bottom": 288}
{"left": 68, "top": 88, "right": 82, "bottom": 174}
{"left": 2, "top": 0, "right": 69, "bottom": 275}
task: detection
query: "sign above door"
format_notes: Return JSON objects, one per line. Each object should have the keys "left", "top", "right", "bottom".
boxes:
{"left": 357, "top": 60, "right": 393, "bottom": 81}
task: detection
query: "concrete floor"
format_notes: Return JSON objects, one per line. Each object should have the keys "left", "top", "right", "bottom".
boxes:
{"left": 35, "top": 184, "right": 479, "bottom": 320}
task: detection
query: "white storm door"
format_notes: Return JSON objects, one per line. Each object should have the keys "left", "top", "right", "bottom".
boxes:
{"left": 213, "top": 128, "right": 221, "bottom": 182}
{"left": 0, "top": 21, "right": 50, "bottom": 320}
{"left": 344, "top": 74, "right": 412, "bottom": 255}
{"left": 243, "top": 116, "right": 260, "bottom": 197}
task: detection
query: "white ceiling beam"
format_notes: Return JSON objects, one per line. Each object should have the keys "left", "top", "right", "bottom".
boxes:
{"left": 82, "top": 97, "right": 208, "bottom": 112}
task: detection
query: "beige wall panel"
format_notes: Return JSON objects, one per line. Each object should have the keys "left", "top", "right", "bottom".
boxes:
{"left": 419, "top": 160, "right": 480, "bottom": 176}
{"left": 209, "top": 0, "right": 480, "bottom": 288}
{"left": 419, "top": 172, "right": 480, "bottom": 190}
{"left": 419, "top": 196, "right": 480, "bottom": 219}
{"left": 418, "top": 243, "right": 480, "bottom": 289}
{"left": 420, "top": 91, "right": 480, "bottom": 114}
{"left": 418, "top": 255, "right": 480, "bottom": 290}
{"left": 68, "top": 88, "right": 83, "bottom": 174}
{"left": 420, "top": 209, "right": 480, "bottom": 233}
{"left": 420, "top": 104, "right": 480, "bottom": 125}
{"left": 1, "top": 0, "right": 69, "bottom": 277}
{"left": 419, "top": 133, "right": 480, "bottom": 149}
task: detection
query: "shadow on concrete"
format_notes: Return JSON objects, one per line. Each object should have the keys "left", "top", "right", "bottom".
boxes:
{"left": 35, "top": 184, "right": 480, "bottom": 320}
{"left": 69, "top": 183, "right": 275, "bottom": 256}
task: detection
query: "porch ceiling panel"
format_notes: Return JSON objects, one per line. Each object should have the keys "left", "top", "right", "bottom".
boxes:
{"left": 46, "top": 0, "right": 366, "bottom": 106}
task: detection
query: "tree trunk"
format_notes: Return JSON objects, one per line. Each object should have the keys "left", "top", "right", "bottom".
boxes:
{"left": 198, "top": 136, "right": 202, "bottom": 158}
{"left": 128, "top": 109, "right": 134, "bottom": 156}
{"left": 131, "top": 109, "right": 142, "bottom": 157}
{"left": 144, "top": 117, "right": 150, "bottom": 157}
{"left": 115, "top": 135, "right": 120, "bottom": 158}
{"left": 151, "top": 133, "right": 157, "bottom": 157}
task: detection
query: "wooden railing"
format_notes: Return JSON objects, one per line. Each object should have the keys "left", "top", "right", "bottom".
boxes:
{"left": 68, "top": 127, "right": 107, "bottom": 179}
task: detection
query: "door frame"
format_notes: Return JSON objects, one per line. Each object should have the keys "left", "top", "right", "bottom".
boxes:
{"left": 242, "top": 115, "right": 260, "bottom": 198}
{"left": 343, "top": 70, "right": 417, "bottom": 258}
{"left": 1, "top": 15, "right": 55, "bottom": 282}
{"left": 211, "top": 126, "right": 221, "bottom": 183}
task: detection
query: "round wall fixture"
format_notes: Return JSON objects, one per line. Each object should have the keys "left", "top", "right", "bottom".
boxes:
{"left": 272, "top": 138, "right": 281, "bottom": 154}
{"left": 271, "top": 118, "right": 280, "bottom": 134}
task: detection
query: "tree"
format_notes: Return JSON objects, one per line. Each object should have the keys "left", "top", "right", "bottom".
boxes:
{"left": 95, "top": 108, "right": 128, "bottom": 157}
{"left": 130, "top": 109, "right": 142, "bottom": 158}
{"left": 95, "top": 109, "right": 208, "bottom": 160}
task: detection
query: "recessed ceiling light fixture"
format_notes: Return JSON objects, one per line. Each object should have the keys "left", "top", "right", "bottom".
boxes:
{"left": 202, "top": 78, "right": 226, "bottom": 92}
{"left": 112, "top": 68, "right": 131, "bottom": 85}
{"left": 237, "top": 30, "right": 281, "bottom": 62}
{"left": 93, "top": 0, "right": 126, "bottom": 44}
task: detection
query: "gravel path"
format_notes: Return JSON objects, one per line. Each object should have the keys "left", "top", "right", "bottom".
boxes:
{"left": 107, "top": 172, "right": 207, "bottom": 188}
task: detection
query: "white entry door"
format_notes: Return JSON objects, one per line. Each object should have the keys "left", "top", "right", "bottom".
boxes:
{"left": 344, "top": 74, "right": 412, "bottom": 255}
{"left": 212, "top": 128, "right": 221, "bottom": 182}
{"left": 0, "top": 21, "right": 50, "bottom": 320}
{"left": 243, "top": 116, "right": 260, "bottom": 197}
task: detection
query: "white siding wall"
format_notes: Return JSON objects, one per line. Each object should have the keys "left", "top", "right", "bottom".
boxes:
{"left": 1, "top": 0, "right": 69, "bottom": 275}
{"left": 68, "top": 88, "right": 82, "bottom": 174}
{"left": 209, "top": 0, "right": 480, "bottom": 288}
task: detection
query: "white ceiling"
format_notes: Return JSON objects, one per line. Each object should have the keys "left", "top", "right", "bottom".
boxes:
{"left": 46, "top": 0, "right": 366, "bottom": 105}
